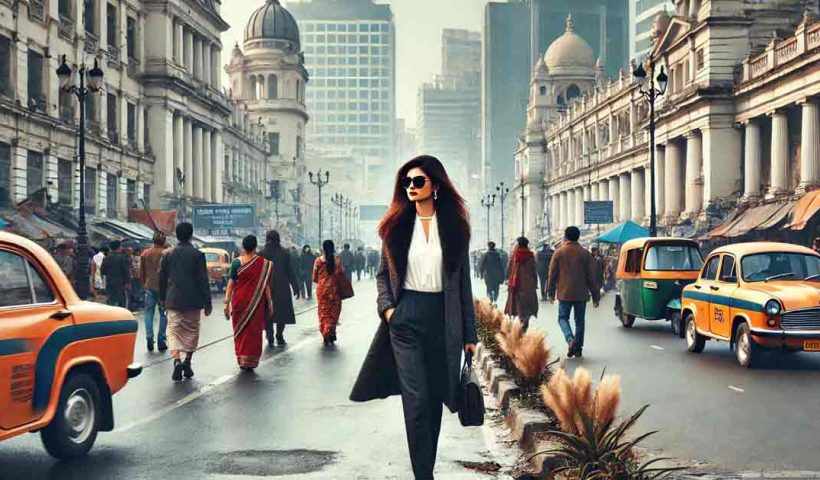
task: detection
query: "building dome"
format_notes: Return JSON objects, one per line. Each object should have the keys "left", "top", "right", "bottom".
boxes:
{"left": 244, "top": 0, "right": 301, "bottom": 49}
{"left": 544, "top": 15, "right": 594, "bottom": 75}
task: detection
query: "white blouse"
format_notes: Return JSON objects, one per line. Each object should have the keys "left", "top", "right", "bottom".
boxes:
{"left": 403, "top": 214, "right": 444, "bottom": 292}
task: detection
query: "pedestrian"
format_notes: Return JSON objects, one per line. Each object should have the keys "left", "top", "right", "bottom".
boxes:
{"left": 101, "top": 240, "right": 131, "bottom": 308}
{"left": 366, "top": 248, "right": 380, "bottom": 278}
{"left": 91, "top": 246, "right": 109, "bottom": 297}
{"left": 259, "top": 230, "right": 300, "bottom": 346}
{"left": 140, "top": 232, "right": 169, "bottom": 352}
{"left": 504, "top": 237, "right": 539, "bottom": 330}
{"left": 313, "top": 239, "right": 345, "bottom": 346}
{"left": 350, "top": 155, "right": 478, "bottom": 480}
{"left": 300, "top": 245, "right": 316, "bottom": 299}
{"left": 354, "top": 247, "right": 366, "bottom": 281}
{"left": 591, "top": 246, "right": 606, "bottom": 297}
{"left": 478, "top": 241, "right": 504, "bottom": 303}
{"left": 224, "top": 235, "right": 273, "bottom": 371}
{"left": 128, "top": 246, "right": 144, "bottom": 311}
{"left": 339, "top": 243, "right": 355, "bottom": 282}
{"left": 812, "top": 237, "right": 820, "bottom": 254}
{"left": 290, "top": 246, "right": 304, "bottom": 298}
{"left": 159, "top": 222, "right": 212, "bottom": 381}
{"left": 536, "top": 244, "right": 552, "bottom": 301}
{"left": 547, "top": 226, "right": 601, "bottom": 358}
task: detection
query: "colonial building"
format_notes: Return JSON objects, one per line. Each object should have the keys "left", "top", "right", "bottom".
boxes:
{"left": 514, "top": 0, "right": 820, "bottom": 243}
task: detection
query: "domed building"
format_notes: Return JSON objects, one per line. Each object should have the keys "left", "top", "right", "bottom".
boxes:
{"left": 224, "top": 0, "right": 310, "bottom": 237}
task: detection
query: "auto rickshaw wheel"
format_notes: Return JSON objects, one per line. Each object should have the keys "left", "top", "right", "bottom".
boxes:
{"left": 670, "top": 311, "right": 684, "bottom": 338}
{"left": 685, "top": 313, "right": 705, "bottom": 353}
{"left": 735, "top": 322, "right": 760, "bottom": 368}
{"left": 620, "top": 311, "right": 635, "bottom": 328}
{"left": 41, "top": 372, "right": 102, "bottom": 460}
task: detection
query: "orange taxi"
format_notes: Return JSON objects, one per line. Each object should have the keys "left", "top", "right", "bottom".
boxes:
{"left": 0, "top": 232, "right": 141, "bottom": 458}
{"left": 201, "top": 248, "right": 232, "bottom": 292}
{"left": 681, "top": 242, "right": 820, "bottom": 367}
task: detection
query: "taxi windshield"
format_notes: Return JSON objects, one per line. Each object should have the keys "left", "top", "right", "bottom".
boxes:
{"left": 204, "top": 253, "right": 221, "bottom": 262}
{"left": 741, "top": 252, "right": 820, "bottom": 282}
{"left": 644, "top": 244, "right": 703, "bottom": 271}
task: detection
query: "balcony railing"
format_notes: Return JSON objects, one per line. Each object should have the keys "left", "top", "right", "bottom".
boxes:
{"left": 28, "top": 94, "right": 47, "bottom": 113}
{"left": 107, "top": 46, "right": 120, "bottom": 67}
{"left": 84, "top": 33, "right": 99, "bottom": 54}
{"left": 87, "top": 120, "right": 101, "bottom": 135}
{"left": 742, "top": 18, "right": 820, "bottom": 83}
{"left": 127, "top": 136, "right": 138, "bottom": 150}
{"left": 58, "top": 16, "right": 75, "bottom": 41}
{"left": 107, "top": 129, "right": 118, "bottom": 144}
{"left": 28, "top": 0, "right": 45, "bottom": 22}
{"left": 60, "top": 106, "right": 75, "bottom": 125}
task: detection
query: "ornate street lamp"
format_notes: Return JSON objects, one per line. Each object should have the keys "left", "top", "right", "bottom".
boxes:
{"left": 480, "top": 194, "right": 496, "bottom": 246}
{"left": 57, "top": 55, "right": 104, "bottom": 300}
{"left": 496, "top": 182, "right": 510, "bottom": 248}
{"left": 633, "top": 60, "right": 668, "bottom": 237}
{"left": 331, "top": 193, "right": 345, "bottom": 241}
{"left": 308, "top": 169, "right": 330, "bottom": 244}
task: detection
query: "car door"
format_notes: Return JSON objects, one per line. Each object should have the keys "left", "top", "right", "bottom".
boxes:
{"left": 0, "top": 248, "right": 63, "bottom": 430}
{"left": 693, "top": 254, "right": 720, "bottom": 333}
{"left": 710, "top": 255, "right": 738, "bottom": 339}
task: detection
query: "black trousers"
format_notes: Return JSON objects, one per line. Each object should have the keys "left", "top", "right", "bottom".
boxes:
{"left": 537, "top": 270, "right": 548, "bottom": 298}
{"left": 265, "top": 320, "right": 286, "bottom": 343}
{"left": 389, "top": 290, "right": 447, "bottom": 480}
{"left": 302, "top": 276, "right": 313, "bottom": 299}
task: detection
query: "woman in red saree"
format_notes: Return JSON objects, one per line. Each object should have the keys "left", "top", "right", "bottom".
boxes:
{"left": 224, "top": 235, "right": 273, "bottom": 370}
{"left": 313, "top": 239, "right": 343, "bottom": 346}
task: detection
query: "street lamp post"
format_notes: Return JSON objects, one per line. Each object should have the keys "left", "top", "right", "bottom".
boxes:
{"left": 496, "top": 182, "right": 510, "bottom": 248}
{"left": 481, "top": 194, "right": 496, "bottom": 246}
{"left": 331, "top": 193, "right": 344, "bottom": 242}
{"left": 519, "top": 177, "right": 526, "bottom": 238}
{"left": 633, "top": 60, "right": 668, "bottom": 237}
{"left": 57, "top": 55, "right": 104, "bottom": 300}
{"left": 342, "top": 197, "right": 352, "bottom": 241}
{"left": 268, "top": 180, "right": 281, "bottom": 228}
{"left": 308, "top": 169, "right": 330, "bottom": 244}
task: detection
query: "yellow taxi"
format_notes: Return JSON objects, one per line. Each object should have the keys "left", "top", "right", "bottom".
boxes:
{"left": 201, "top": 247, "right": 232, "bottom": 292}
{"left": 0, "top": 232, "right": 141, "bottom": 459}
{"left": 681, "top": 242, "right": 820, "bottom": 367}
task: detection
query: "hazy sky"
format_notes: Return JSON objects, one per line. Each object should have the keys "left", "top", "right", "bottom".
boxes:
{"left": 220, "top": 0, "right": 489, "bottom": 127}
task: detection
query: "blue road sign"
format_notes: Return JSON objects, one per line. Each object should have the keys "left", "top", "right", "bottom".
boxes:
{"left": 584, "top": 201, "right": 614, "bottom": 224}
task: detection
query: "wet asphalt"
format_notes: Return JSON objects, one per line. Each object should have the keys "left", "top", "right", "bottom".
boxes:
{"left": 0, "top": 278, "right": 517, "bottom": 480}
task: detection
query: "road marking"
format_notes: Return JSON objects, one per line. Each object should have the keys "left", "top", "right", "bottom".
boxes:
{"left": 728, "top": 385, "right": 745, "bottom": 393}
{"left": 650, "top": 345, "right": 664, "bottom": 351}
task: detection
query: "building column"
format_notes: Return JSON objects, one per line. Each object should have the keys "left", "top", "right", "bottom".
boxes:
{"left": 202, "top": 129, "right": 212, "bottom": 202}
{"left": 146, "top": 107, "right": 174, "bottom": 196}
{"left": 173, "top": 114, "right": 183, "bottom": 193}
{"left": 684, "top": 131, "right": 703, "bottom": 217}
{"left": 770, "top": 110, "right": 789, "bottom": 195}
{"left": 559, "top": 191, "right": 568, "bottom": 230}
{"left": 202, "top": 42, "right": 212, "bottom": 86}
{"left": 46, "top": 150, "right": 58, "bottom": 203}
{"left": 743, "top": 120, "right": 762, "bottom": 199}
{"left": 631, "top": 168, "right": 646, "bottom": 221}
{"left": 619, "top": 172, "right": 632, "bottom": 222}
{"left": 213, "top": 132, "right": 223, "bottom": 203}
{"left": 193, "top": 126, "right": 203, "bottom": 198}
{"left": 609, "top": 176, "right": 620, "bottom": 223}
{"left": 801, "top": 100, "right": 820, "bottom": 190}
{"left": 566, "top": 189, "right": 575, "bottom": 229}
{"left": 702, "top": 126, "right": 741, "bottom": 210}
{"left": 212, "top": 48, "right": 221, "bottom": 89}
{"left": 184, "top": 118, "right": 193, "bottom": 197}
{"left": 193, "top": 37, "right": 202, "bottom": 79}
{"left": 665, "top": 141, "right": 683, "bottom": 219}
{"left": 184, "top": 29, "right": 194, "bottom": 74}
{"left": 175, "top": 21, "right": 184, "bottom": 64}
{"left": 576, "top": 186, "right": 585, "bottom": 225}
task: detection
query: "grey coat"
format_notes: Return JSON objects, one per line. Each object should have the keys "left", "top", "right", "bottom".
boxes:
{"left": 349, "top": 245, "right": 478, "bottom": 413}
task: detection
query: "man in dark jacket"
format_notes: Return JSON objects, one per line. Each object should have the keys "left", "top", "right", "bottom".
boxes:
{"left": 536, "top": 244, "right": 553, "bottom": 301}
{"left": 339, "top": 243, "right": 354, "bottom": 282}
{"left": 159, "top": 222, "right": 212, "bottom": 381}
{"left": 354, "top": 247, "right": 366, "bottom": 281}
{"left": 101, "top": 240, "right": 131, "bottom": 308}
{"left": 299, "top": 245, "right": 317, "bottom": 300}
{"left": 547, "top": 226, "right": 601, "bottom": 358}
{"left": 479, "top": 242, "right": 504, "bottom": 303}
{"left": 260, "top": 231, "right": 300, "bottom": 346}
{"left": 366, "top": 249, "right": 379, "bottom": 279}
{"left": 289, "top": 246, "right": 304, "bottom": 298}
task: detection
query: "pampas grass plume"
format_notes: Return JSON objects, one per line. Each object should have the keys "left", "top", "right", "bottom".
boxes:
{"left": 513, "top": 329, "right": 550, "bottom": 380}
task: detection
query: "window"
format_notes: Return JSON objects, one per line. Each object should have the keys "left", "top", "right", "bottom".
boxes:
{"left": 0, "top": 35, "right": 11, "bottom": 98}
{"left": 539, "top": 85, "right": 546, "bottom": 96}
{"left": 701, "top": 255, "right": 720, "bottom": 280}
{"left": 106, "top": 173, "right": 118, "bottom": 217}
{"left": 296, "top": 135, "right": 302, "bottom": 158}
{"left": 26, "top": 151, "right": 43, "bottom": 195}
{"left": 143, "top": 183, "right": 150, "bottom": 207}
{"left": 0, "top": 251, "right": 33, "bottom": 307}
{"left": 644, "top": 244, "right": 703, "bottom": 271}
{"left": 126, "top": 179, "right": 136, "bottom": 208}
{"left": 84, "top": 167, "right": 96, "bottom": 214}
{"left": 59, "top": 0, "right": 73, "bottom": 18}
{"left": 107, "top": 93, "right": 118, "bottom": 140}
{"left": 58, "top": 159, "right": 73, "bottom": 206}
{"left": 624, "top": 249, "right": 643, "bottom": 273}
{"left": 106, "top": 3, "right": 117, "bottom": 47}
{"left": 741, "top": 253, "right": 820, "bottom": 282}
{"left": 126, "top": 16, "right": 137, "bottom": 60}
{"left": 0, "top": 143, "right": 10, "bottom": 207}
{"left": 696, "top": 49, "right": 704, "bottom": 70}
{"left": 84, "top": 0, "right": 97, "bottom": 35}
{"left": 30, "top": 261, "right": 55, "bottom": 304}
{"left": 267, "top": 132, "right": 280, "bottom": 155}
{"left": 127, "top": 102, "right": 136, "bottom": 146}
{"left": 27, "top": 50, "right": 45, "bottom": 111}
{"left": 85, "top": 93, "right": 98, "bottom": 124}
{"left": 719, "top": 255, "right": 737, "bottom": 283}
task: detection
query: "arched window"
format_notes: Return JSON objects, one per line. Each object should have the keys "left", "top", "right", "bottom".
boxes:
{"left": 267, "top": 74, "right": 278, "bottom": 99}
{"left": 539, "top": 85, "right": 546, "bottom": 96}
{"left": 565, "top": 84, "right": 581, "bottom": 102}
{"left": 257, "top": 75, "right": 265, "bottom": 100}
{"left": 296, "top": 80, "right": 301, "bottom": 102}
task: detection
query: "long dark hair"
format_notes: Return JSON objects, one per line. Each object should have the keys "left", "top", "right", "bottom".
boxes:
{"left": 265, "top": 230, "right": 281, "bottom": 249}
{"left": 323, "top": 239, "right": 336, "bottom": 274}
{"left": 378, "top": 155, "right": 471, "bottom": 274}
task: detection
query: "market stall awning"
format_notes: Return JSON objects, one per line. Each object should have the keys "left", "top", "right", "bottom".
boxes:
{"left": 595, "top": 220, "right": 650, "bottom": 244}
{"left": 785, "top": 190, "right": 820, "bottom": 230}
{"left": 756, "top": 200, "right": 796, "bottom": 230}
{"left": 702, "top": 201, "right": 793, "bottom": 239}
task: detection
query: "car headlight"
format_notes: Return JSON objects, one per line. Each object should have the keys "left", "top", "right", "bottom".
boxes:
{"left": 213, "top": 267, "right": 222, "bottom": 272}
{"left": 764, "top": 299, "right": 782, "bottom": 316}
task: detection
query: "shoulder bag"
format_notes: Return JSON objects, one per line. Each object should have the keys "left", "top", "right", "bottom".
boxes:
{"left": 336, "top": 267, "right": 355, "bottom": 300}
{"left": 458, "top": 353, "right": 485, "bottom": 427}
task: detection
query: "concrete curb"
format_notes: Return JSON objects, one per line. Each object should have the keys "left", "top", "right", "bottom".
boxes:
{"left": 476, "top": 343, "right": 557, "bottom": 477}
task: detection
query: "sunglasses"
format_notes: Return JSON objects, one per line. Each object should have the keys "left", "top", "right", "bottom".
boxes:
{"left": 400, "top": 175, "right": 429, "bottom": 189}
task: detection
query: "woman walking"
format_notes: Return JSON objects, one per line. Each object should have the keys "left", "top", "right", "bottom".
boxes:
{"left": 505, "top": 236, "right": 539, "bottom": 330}
{"left": 313, "top": 240, "right": 344, "bottom": 345}
{"left": 350, "top": 155, "right": 479, "bottom": 480}
{"left": 224, "top": 235, "right": 273, "bottom": 371}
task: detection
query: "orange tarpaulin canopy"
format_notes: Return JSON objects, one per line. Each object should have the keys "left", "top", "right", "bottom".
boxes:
{"left": 128, "top": 209, "right": 177, "bottom": 234}
{"left": 785, "top": 189, "right": 820, "bottom": 231}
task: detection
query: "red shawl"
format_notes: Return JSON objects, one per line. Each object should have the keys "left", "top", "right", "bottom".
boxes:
{"left": 508, "top": 248, "right": 534, "bottom": 292}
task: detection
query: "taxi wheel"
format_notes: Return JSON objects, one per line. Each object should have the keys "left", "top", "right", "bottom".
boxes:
{"left": 735, "top": 322, "right": 760, "bottom": 368}
{"left": 40, "top": 372, "right": 102, "bottom": 460}
{"left": 620, "top": 311, "right": 635, "bottom": 328}
{"left": 685, "top": 313, "right": 705, "bottom": 353}
{"left": 670, "top": 311, "right": 684, "bottom": 338}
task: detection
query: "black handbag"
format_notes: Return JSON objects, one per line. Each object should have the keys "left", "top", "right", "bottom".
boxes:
{"left": 458, "top": 353, "right": 485, "bottom": 427}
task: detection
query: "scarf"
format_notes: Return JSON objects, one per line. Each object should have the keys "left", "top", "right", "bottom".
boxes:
{"left": 508, "top": 248, "right": 534, "bottom": 292}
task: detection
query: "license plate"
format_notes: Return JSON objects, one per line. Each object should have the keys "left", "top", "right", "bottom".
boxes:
{"left": 803, "top": 340, "right": 820, "bottom": 352}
